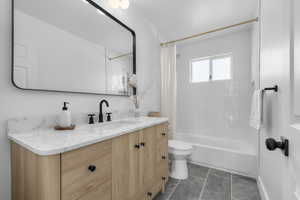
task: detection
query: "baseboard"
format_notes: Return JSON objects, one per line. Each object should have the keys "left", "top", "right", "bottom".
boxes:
{"left": 188, "top": 160, "right": 256, "bottom": 179}
{"left": 257, "top": 176, "right": 270, "bottom": 200}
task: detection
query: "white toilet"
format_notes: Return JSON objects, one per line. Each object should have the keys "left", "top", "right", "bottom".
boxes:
{"left": 168, "top": 140, "right": 193, "bottom": 180}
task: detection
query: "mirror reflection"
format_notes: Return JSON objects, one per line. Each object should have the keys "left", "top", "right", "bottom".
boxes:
{"left": 13, "top": 0, "right": 134, "bottom": 95}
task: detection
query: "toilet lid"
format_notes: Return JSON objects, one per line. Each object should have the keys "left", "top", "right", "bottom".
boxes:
{"left": 168, "top": 140, "right": 193, "bottom": 150}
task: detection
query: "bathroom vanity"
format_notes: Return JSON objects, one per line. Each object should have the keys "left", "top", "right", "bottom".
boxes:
{"left": 8, "top": 117, "right": 168, "bottom": 200}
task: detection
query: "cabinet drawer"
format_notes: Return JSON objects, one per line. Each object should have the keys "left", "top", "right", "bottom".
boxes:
{"left": 61, "top": 141, "right": 112, "bottom": 200}
{"left": 156, "top": 123, "right": 169, "bottom": 141}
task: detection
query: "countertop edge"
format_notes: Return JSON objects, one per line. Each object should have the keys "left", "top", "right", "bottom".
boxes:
{"left": 8, "top": 118, "right": 168, "bottom": 156}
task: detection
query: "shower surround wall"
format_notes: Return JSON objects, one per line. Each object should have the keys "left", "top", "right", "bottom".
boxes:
{"left": 176, "top": 30, "right": 258, "bottom": 174}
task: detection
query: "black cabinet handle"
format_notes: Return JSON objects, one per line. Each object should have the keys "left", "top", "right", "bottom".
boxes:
{"left": 162, "top": 156, "right": 166, "bottom": 160}
{"left": 147, "top": 192, "right": 152, "bottom": 196}
{"left": 88, "top": 165, "right": 96, "bottom": 172}
{"left": 140, "top": 142, "right": 146, "bottom": 147}
{"left": 134, "top": 144, "right": 140, "bottom": 149}
{"left": 162, "top": 176, "right": 166, "bottom": 180}
{"left": 162, "top": 133, "right": 166, "bottom": 136}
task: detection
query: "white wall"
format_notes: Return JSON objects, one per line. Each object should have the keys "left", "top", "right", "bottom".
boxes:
{"left": 0, "top": 0, "right": 161, "bottom": 199}
{"left": 176, "top": 30, "right": 257, "bottom": 151}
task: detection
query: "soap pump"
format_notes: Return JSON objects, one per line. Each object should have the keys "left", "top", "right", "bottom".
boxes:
{"left": 58, "top": 102, "right": 72, "bottom": 127}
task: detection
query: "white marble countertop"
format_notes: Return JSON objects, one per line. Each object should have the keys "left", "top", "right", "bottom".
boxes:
{"left": 8, "top": 117, "right": 168, "bottom": 156}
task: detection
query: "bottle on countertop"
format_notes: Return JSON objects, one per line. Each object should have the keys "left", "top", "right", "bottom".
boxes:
{"left": 58, "top": 102, "right": 72, "bottom": 127}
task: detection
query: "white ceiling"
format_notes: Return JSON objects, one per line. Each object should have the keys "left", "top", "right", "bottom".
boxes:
{"left": 133, "top": 0, "right": 258, "bottom": 42}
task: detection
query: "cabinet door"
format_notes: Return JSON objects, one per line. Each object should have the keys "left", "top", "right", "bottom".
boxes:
{"left": 112, "top": 131, "right": 141, "bottom": 200}
{"left": 11, "top": 142, "right": 61, "bottom": 200}
{"left": 141, "top": 127, "right": 157, "bottom": 191}
{"left": 156, "top": 123, "right": 169, "bottom": 192}
{"left": 156, "top": 124, "right": 168, "bottom": 165}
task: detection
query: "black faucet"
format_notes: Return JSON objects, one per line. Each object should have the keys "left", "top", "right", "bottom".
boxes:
{"left": 99, "top": 99, "right": 109, "bottom": 123}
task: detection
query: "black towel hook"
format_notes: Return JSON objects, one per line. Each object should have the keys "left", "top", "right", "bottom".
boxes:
{"left": 263, "top": 85, "right": 278, "bottom": 92}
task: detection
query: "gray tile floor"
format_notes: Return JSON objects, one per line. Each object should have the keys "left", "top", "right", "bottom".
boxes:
{"left": 154, "top": 163, "right": 261, "bottom": 200}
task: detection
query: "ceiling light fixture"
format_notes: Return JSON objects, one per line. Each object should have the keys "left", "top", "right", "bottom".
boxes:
{"left": 108, "top": 0, "right": 130, "bottom": 9}
{"left": 108, "top": 0, "right": 120, "bottom": 8}
{"left": 120, "top": 0, "right": 129, "bottom": 9}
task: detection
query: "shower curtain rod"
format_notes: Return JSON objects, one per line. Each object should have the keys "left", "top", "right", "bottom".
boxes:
{"left": 160, "top": 17, "right": 259, "bottom": 46}
{"left": 108, "top": 52, "right": 132, "bottom": 61}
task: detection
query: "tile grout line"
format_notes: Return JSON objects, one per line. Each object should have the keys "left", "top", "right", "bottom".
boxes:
{"left": 190, "top": 175, "right": 208, "bottom": 181}
{"left": 231, "top": 173, "right": 233, "bottom": 200}
{"left": 166, "top": 179, "right": 181, "bottom": 200}
{"left": 198, "top": 168, "right": 211, "bottom": 200}
{"left": 210, "top": 172, "right": 231, "bottom": 179}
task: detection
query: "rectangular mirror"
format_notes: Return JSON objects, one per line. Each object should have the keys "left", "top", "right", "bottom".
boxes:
{"left": 12, "top": 0, "right": 136, "bottom": 96}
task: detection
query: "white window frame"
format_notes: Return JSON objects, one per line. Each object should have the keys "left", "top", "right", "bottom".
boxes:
{"left": 189, "top": 53, "right": 232, "bottom": 83}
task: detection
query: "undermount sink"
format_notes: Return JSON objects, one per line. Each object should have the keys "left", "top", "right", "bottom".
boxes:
{"left": 101, "top": 121, "right": 137, "bottom": 128}
{"left": 89, "top": 119, "right": 142, "bottom": 131}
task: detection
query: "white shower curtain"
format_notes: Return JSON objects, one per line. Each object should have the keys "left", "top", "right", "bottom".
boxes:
{"left": 161, "top": 45, "right": 177, "bottom": 137}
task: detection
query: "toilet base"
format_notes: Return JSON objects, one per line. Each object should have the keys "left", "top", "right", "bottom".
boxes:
{"left": 170, "top": 159, "right": 188, "bottom": 180}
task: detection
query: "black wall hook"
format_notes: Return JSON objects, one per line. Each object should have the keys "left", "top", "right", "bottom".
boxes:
{"left": 263, "top": 85, "right": 278, "bottom": 92}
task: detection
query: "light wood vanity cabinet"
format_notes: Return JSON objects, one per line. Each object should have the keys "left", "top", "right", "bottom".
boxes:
{"left": 112, "top": 125, "right": 168, "bottom": 200}
{"left": 61, "top": 140, "right": 112, "bottom": 200}
{"left": 11, "top": 143, "right": 61, "bottom": 200}
{"left": 156, "top": 124, "right": 169, "bottom": 187}
{"left": 111, "top": 131, "right": 141, "bottom": 200}
{"left": 11, "top": 123, "right": 168, "bottom": 200}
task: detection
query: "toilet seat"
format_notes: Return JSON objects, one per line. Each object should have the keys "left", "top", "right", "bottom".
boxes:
{"left": 168, "top": 140, "right": 193, "bottom": 151}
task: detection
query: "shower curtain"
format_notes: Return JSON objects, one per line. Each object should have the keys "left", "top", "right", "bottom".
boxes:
{"left": 161, "top": 45, "right": 177, "bottom": 137}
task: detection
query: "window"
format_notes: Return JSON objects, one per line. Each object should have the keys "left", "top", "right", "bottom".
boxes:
{"left": 191, "top": 59, "right": 210, "bottom": 82}
{"left": 190, "top": 54, "right": 232, "bottom": 83}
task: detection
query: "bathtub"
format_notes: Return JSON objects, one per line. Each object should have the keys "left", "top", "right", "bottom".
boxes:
{"left": 173, "top": 133, "right": 258, "bottom": 178}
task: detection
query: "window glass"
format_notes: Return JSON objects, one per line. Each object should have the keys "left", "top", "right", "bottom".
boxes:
{"left": 191, "top": 59, "right": 210, "bottom": 83}
{"left": 212, "top": 57, "right": 231, "bottom": 80}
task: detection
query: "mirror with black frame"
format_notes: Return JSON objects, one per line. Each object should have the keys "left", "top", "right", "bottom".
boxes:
{"left": 12, "top": 0, "right": 136, "bottom": 96}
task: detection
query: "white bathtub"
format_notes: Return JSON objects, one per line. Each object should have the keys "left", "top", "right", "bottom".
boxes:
{"left": 173, "top": 133, "right": 258, "bottom": 178}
